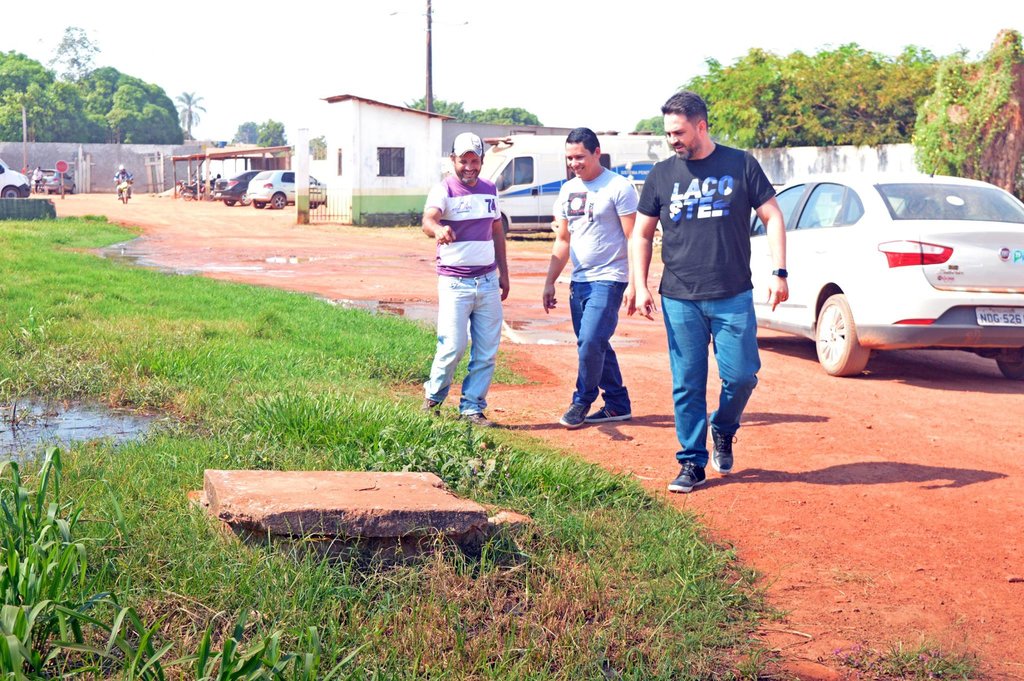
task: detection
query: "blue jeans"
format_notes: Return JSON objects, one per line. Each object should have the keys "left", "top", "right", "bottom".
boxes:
{"left": 661, "top": 290, "right": 761, "bottom": 467}
{"left": 569, "top": 280, "right": 630, "bottom": 413}
{"left": 424, "top": 271, "right": 503, "bottom": 415}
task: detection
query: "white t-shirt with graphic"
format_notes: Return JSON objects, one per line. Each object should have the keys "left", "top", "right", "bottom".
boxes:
{"left": 553, "top": 168, "right": 638, "bottom": 282}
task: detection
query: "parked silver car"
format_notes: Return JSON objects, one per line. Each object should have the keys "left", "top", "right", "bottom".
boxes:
{"left": 246, "top": 170, "right": 326, "bottom": 210}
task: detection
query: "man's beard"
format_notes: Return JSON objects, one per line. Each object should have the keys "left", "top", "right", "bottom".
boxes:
{"left": 673, "top": 145, "right": 693, "bottom": 160}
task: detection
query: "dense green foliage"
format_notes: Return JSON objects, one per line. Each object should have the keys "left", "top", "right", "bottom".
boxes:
{"left": 406, "top": 97, "right": 543, "bottom": 125}
{"left": 633, "top": 115, "right": 662, "bottom": 134}
{"left": 656, "top": 44, "right": 938, "bottom": 147}
{"left": 232, "top": 121, "right": 259, "bottom": 144}
{"left": 0, "top": 51, "right": 182, "bottom": 144}
{"left": 914, "top": 29, "right": 1024, "bottom": 196}
{"left": 0, "top": 217, "right": 768, "bottom": 678}
{"left": 257, "top": 119, "right": 287, "bottom": 147}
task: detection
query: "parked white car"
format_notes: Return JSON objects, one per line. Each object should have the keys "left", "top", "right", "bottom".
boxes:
{"left": 0, "top": 158, "right": 31, "bottom": 198}
{"left": 749, "top": 173, "right": 1024, "bottom": 379}
{"left": 246, "top": 170, "right": 326, "bottom": 210}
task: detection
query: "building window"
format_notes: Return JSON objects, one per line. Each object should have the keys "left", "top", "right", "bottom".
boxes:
{"left": 337, "top": 149, "right": 343, "bottom": 176}
{"left": 377, "top": 147, "right": 405, "bottom": 177}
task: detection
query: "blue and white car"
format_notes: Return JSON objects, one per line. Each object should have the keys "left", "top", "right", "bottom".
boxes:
{"left": 749, "top": 173, "right": 1024, "bottom": 379}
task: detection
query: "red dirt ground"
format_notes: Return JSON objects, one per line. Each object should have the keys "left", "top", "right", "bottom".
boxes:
{"left": 53, "top": 194, "right": 1024, "bottom": 679}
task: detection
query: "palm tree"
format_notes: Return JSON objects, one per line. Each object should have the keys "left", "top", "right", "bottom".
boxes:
{"left": 176, "top": 92, "right": 206, "bottom": 140}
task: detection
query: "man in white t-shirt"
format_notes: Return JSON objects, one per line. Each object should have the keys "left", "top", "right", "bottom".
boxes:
{"left": 543, "top": 127, "right": 638, "bottom": 429}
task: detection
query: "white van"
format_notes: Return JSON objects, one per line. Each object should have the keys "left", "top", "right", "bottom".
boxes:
{"left": 479, "top": 134, "right": 671, "bottom": 233}
{"left": 0, "top": 158, "right": 31, "bottom": 198}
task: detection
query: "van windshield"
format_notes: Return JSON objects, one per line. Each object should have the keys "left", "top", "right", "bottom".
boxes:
{"left": 495, "top": 157, "right": 534, "bottom": 191}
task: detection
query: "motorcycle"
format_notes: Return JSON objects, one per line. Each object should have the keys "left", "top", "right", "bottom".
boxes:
{"left": 116, "top": 178, "right": 133, "bottom": 204}
{"left": 176, "top": 180, "right": 205, "bottom": 201}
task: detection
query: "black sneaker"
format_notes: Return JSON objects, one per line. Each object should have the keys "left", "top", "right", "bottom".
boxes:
{"left": 584, "top": 406, "right": 632, "bottom": 424}
{"left": 711, "top": 430, "right": 736, "bottom": 475}
{"left": 462, "top": 412, "right": 497, "bottom": 428}
{"left": 421, "top": 398, "right": 441, "bottom": 415}
{"left": 668, "top": 461, "right": 706, "bottom": 493}
{"left": 559, "top": 403, "right": 589, "bottom": 429}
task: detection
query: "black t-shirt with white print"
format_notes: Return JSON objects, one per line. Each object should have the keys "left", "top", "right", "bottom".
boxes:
{"left": 637, "top": 144, "right": 775, "bottom": 301}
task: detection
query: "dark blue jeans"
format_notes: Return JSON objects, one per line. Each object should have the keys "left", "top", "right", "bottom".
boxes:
{"left": 569, "top": 280, "right": 630, "bottom": 413}
{"left": 661, "top": 290, "right": 761, "bottom": 467}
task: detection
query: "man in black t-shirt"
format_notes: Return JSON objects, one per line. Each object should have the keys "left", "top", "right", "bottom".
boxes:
{"left": 631, "top": 91, "right": 788, "bottom": 494}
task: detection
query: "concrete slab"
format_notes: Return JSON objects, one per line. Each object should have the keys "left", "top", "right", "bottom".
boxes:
{"left": 203, "top": 469, "right": 489, "bottom": 540}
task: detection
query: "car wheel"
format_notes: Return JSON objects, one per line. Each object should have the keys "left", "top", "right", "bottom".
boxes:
{"left": 241, "top": 196, "right": 252, "bottom": 206}
{"left": 1, "top": 186, "right": 20, "bottom": 199}
{"left": 270, "top": 193, "right": 287, "bottom": 210}
{"left": 254, "top": 202, "right": 266, "bottom": 209}
{"left": 224, "top": 200, "right": 236, "bottom": 206}
{"left": 996, "top": 358, "right": 1024, "bottom": 380}
{"left": 815, "top": 294, "right": 870, "bottom": 377}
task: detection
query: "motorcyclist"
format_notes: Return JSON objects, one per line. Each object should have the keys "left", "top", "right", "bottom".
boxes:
{"left": 113, "top": 164, "right": 133, "bottom": 200}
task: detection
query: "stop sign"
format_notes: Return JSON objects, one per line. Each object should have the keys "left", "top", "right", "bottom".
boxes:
{"left": 55, "top": 160, "right": 69, "bottom": 173}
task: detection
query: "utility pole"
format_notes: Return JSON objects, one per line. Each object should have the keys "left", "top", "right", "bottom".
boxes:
{"left": 22, "top": 104, "right": 28, "bottom": 172}
{"left": 425, "top": 0, "right": 433, "bottom": 113}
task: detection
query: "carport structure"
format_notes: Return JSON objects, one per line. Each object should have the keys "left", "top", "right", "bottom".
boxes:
{"left": 170, "top": 145, "right": 292, "bottom": 199}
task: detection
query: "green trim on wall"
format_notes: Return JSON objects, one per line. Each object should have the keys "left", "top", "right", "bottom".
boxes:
{"left": 352, "top": 194, "right": 427, "bottom": 227}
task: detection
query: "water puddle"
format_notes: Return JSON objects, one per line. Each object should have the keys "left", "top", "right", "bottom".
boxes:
{"left": 1, "top": 401, "right": 159, "bottom": 459}
{"left": 265, "top": 255, "right": 326, "bottom": 265}
{"left": 99, "top": 240, "right": 181, "bottom": 273}
{"left": 99, "top": 240, "right": 329, "bottom": 278}
{"left": 334, "top": 299, "right": 438, "bottom": 324}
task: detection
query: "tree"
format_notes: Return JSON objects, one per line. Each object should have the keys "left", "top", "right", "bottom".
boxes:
{"left": 232, "top": 121, "right": 259, "bottom": 144}
{"left": 914, "top": 29, "right": 1024, "bottom": 196}
{"left": 0, "top": 53, "right": 181, "bottom": 144}
{"left": 469, "top": 107, "right": 541, "bottom": 126}
{"left": 48, "top": 26, "right": 99, "bottom": 82}
{"left": 309, "top": 135, "right": 326, "bottom": 161}
{"left": 682, "top": 44, "right": 938, "bottom": 148}
{"left": 176, "top": 92, "right": 205, "bottom": 140}
{"left": 257, "top": 120, "right": 287, "bottom": 147}
{"left": 634, "top": 116, "right": 662, "bottom": 134}
{"left": 405, "top": 97, "right": 467, "bottom": 119}
{"left": 0, "top": 52, "right": 54, "bottom": 142}
{"left": 405, "top": 97, "right": 543, "bottom": 125}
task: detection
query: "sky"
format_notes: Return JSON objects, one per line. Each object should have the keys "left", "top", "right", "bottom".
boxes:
{"left": 3, "top": 1, "right": 1021, "bottom": 145}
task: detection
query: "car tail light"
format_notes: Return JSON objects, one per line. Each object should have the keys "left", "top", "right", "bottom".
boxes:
{"left": 893, "top": 318, "right": 935, "bottom": 325}
{"left": 878, "top": 240, "right": 953, "bottom": 268}
{"left": 263, "top": 183, "right": 274, "bottom": 189}
{"left": 226, "top": 180, "right": 238, "bottom": 189}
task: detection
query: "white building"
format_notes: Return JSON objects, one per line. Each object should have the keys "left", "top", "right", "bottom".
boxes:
{"left": 315, "top": 95, "right": 448, "bottom": 226}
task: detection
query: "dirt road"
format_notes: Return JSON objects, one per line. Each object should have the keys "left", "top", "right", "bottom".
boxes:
{"left": 52, "top": 194, "right": 1024, "bottom": 679}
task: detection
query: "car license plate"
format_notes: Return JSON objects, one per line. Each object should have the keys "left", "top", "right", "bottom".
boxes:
{"left": 976, "top": 307, "right": 1024, "bottom": 326}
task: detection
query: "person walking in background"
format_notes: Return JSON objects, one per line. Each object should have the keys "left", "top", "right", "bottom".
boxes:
{"left": 632, "top": 91, "right": 788, "bottom": 493}
{"left": 544, "top": 127, "right": 638, "bottom": 429}
{"left": 32, "top": 166, "right": 43, "bottom": 193}
{"left": 421, "top": 132, "right": 510, "bottom": 428}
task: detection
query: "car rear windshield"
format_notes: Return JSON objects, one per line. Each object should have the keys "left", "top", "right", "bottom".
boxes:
{"left": 252, "top": 171, "right": 273, "bottom": 181}
{"left": 877, "top": 183, "right": 1024, "bottom": 223}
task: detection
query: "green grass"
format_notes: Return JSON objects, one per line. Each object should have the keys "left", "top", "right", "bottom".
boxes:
{"left": 0, "top": 217, "right": 769, "bottom": 678}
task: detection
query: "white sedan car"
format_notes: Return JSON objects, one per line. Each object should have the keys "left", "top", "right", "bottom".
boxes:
{"left": 749, "top": 173, "right": 1024, "bottom": 379}
{"left": 246, "top": 170, "right": 326, "bottom": 210}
